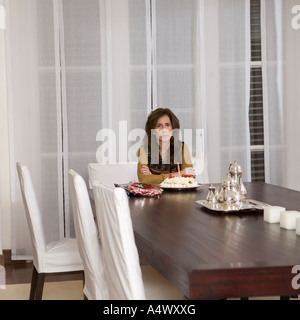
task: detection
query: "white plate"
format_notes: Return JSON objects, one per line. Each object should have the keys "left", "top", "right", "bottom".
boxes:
{"left": 160, "top": 184, "right": 203, "bottom": 191}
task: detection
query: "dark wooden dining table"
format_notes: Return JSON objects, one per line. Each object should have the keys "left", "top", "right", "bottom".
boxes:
{"left": 128, "top": 182, "right": 300, "bottom": 299}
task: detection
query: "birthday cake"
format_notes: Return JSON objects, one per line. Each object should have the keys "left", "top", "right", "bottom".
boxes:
{"left": 160, "top": 176, "right": 198, "bottom": 188}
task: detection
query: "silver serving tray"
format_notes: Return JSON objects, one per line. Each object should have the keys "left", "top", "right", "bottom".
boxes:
{"left": 195, "top": 199, "right": 269, "bottom": 212}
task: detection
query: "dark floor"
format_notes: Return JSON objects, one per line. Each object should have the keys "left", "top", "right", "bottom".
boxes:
{"left": 4, "top": 260, "right": 84, "bottom": 285}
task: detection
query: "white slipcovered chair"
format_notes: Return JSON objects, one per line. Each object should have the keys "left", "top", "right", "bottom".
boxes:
{"left": 16, "top": 163, "right": 83, "bottom": 300}
{"left": 88, "top": 162, "right": 138, "bottom": 188}
{"left": 68, "top": 169, "right": 109, "bottom": 300}
{"left": 92, "top": 181, "right": 183, "bottom": 300}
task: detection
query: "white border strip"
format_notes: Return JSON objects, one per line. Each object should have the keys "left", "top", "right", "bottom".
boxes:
{"left": 53, "top": 0, "right": 65, "bottom": 238}
{"left": 0, "top": 4, "right": 6, "bottom": 30}
{"left": 245, "top": 0, "right": 252, "bottom": 182}
{"left": 260, "top": 0, "right": 270, "bottom": 183}
{"left": 146, "top": 0, "right": 152, "bottom": 114}
{"left": 100, "top": 0, "right": 113, "bottom": 130}
{"left": 151, "top": 0, "right": 157, "bottom": 109}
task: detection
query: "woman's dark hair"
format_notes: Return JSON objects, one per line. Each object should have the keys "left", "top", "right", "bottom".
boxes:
{"left": 144, "top": 108, "right": 181, "bottom": 165}
{"left": 145, "top": 108, "right": 180, "bottom": 135}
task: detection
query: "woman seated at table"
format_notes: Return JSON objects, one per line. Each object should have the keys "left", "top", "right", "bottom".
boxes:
{"left": 138, "top": 108, "right": 195, "bottom": 185}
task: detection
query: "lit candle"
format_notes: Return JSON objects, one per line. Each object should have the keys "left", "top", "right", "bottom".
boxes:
{"left": 263, "top": 206, "right": 285, "bottom": 223}
{"left": 177, "top": 163, "right": 181, "bottom": 178}
{"left": 280, "top": 211, "right": 300, "bottom": 230}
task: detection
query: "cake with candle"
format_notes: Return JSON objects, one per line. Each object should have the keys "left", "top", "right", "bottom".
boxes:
{"left": 160, "top": 176, "right": 198, "bottom": 188}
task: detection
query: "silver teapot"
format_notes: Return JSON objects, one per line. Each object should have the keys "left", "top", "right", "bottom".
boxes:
{"left": 205, "top": 160, "right": 247, "bottom": 206}
{"left": 229, "top": 160, "right": 247, "bottom": 199}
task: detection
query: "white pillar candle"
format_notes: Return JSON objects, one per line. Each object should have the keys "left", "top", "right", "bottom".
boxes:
{"left": 264, "top": 206, "right": 286, "bottom": 223}
{"left": 296, "top": 217, "right": 300, "bottom": 236}
{"left": 280, "top": 211, "right": 300, "bottom": 230}
{"left": 0, "top": 5, "right": 6, "bottom": 30}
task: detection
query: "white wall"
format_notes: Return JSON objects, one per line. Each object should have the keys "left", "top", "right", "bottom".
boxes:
{"left": 0, "top": 0, "right": 12, "bottom": 252}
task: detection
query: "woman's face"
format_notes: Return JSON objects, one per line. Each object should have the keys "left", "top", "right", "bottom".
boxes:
{"left": 154, "top": 115, "right": 173, "bottom": 143}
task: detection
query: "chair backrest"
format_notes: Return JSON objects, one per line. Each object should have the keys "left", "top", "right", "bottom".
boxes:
{"left": 92, "top": 181, "right": 145, "bottom": 300}
{"left": 68, "top": 170, "right": 109, "bottom": 300}
{"left": 16, "top": 162, "right": 46, "bottom": 269}
{"left": 88, "top": 162, "right": 138, "bottom": 188}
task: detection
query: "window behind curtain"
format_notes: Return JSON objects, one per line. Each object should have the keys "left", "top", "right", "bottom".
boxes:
{"left": 10, "top": 0, "right": 258, "bottom": 258}
{"left": 249, "top": 0, "right": 265, "bottom": 182}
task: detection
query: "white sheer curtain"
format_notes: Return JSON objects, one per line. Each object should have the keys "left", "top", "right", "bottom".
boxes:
{"left": 7, "top": 0, "right": 150, "bottom": 258}
{"left": 202, "top": 0, "right": 251, "bottom": 182}
{"left": 7, "top": 0, "right": 251, "bottom": 259}
{"left": 150, "top": 0, "right": 251, "bottom": 183}
{"left": 262, "top": 0, "right": 300, "bottom": 191}
{"left": 7, "top": 0, "right": 65, "bottom": 258}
